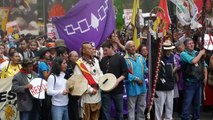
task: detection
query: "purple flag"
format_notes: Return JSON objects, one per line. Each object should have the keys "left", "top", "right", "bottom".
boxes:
{"left": 52, "top": 0, "right": 115, "bottom": 52}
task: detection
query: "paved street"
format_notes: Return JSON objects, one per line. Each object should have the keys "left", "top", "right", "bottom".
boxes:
{"left": 111, "top": 108, "right": 213, "bottom": 120}
{"left": 173, "top": 111, "right": 212, "bottom": 120}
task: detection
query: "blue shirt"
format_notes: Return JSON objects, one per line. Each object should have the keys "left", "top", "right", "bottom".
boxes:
{"left": 124, "top": 54, "right": 148, "bottom": 97}
{"left": 180, "top": 50, "right": 197, "bottom": 64}
{"left": 38, "top": 61, "right": 50, "bottom": 79}
{"left": 180, "top": 50, "right": 207, "bottom": 66}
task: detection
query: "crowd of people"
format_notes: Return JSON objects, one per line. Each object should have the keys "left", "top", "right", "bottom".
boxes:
{"left": 0, "top": 24, "right": 213, "bottom": 120}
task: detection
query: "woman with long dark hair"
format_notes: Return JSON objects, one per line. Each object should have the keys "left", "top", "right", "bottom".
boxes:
{"left": 47, "top": 57, "right": 69, "bottom": 120}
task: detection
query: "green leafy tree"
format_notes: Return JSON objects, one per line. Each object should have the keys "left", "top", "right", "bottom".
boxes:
{"left": 114, "top": 0, "right": 124, "bottom": 30}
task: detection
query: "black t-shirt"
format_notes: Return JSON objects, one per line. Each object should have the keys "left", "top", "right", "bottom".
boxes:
{"left": 156, "top": 55, "right": 175, "bottom": 91}
{"left": 100, "top": 53, "right": 128, "bottom": 95}
{"left": 64, "top": 62, "right": 75, "bottom": 80}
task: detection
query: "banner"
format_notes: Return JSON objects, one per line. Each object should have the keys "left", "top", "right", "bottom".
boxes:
{"left": 204, "top": 34, "right": 213, "bottom": 50}
{"left": 53, "top": 0, "right": 115, "bottom": 52}
{"left": 0, "top": 7, "right": 10, "bottom": 31}
{"left": 0, "top": 77, "right": 19, "bottom": 120}
{"left": 6, "top": 21, "right": 20, "bottom": 35}
{"left": 170, "top": 0, "right": 198, "bottom": 26}
{"left": 123, "top": 9, "right": 143, "bottom": 26}
{"left": 47, "top": 23, "right": 57, "bottom": 40}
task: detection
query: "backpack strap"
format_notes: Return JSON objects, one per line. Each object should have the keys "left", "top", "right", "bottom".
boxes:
{"left": 52, "top": 74, "right": 56, "bottom": 90}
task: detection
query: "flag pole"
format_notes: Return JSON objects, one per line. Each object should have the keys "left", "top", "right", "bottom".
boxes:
{"left": 147, "top": 5, "right": 168, "bottom": 120}
{"left": 201, "top": 0, "right": 207, "bottom": 101}
{"left": 147, "top": 15, "right": 152, "bottom": 120}
{"left": 43, "top": 0, "right": 48, "bottom": 33}
{"left": 147, "top": 7, "right": 160, "bottom": 120}
{"left": 201, "top": 0, "right": 207, "bottom": 45}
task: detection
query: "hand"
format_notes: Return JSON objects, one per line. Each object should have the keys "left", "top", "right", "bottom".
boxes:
{"left": 114, "top": 79, "right": 120, "bottom": 87}
{"left": 69, "top": 85, "right": 74, "bottom": 92}
{"left": 199, "top": 49, "right": 205, "bottom": 56}
{"left": 63, "top": 89, "right": 69, "bottom": 95}
{"left": 137, "top": 80, "right": 143, "bottom": 85}
{"left": 91, "top": 89, "right": 97, "bottom": 95}
{"left": 37, "top": 41, "right": 41, "bottom": 47}
{"left": 114, "top": 37, "right": 120, "bottom": 44}
{"left": 135, "top": 77, "right": 143, "bottom": 85}
{"left": 25, "top": 84, "right": 33, "bottom": 89}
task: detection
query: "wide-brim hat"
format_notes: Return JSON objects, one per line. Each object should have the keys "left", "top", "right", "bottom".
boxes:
{"left": 55, "top": 39, "right": 69, "bottom": 52}
{"left": 21, "top": 58, "right": 35, "bottom": 66}
{"left": 38, "top": 47, "right": 50, "bottom": 58}
{"left": 55, "top": 39, "right": 66, "bottom": 48}
{"left": 163, "top": 40, "right": 175, "bottom": 50}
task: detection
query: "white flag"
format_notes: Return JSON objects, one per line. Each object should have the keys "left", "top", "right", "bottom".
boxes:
{"left": 170, "top": 0, "right": 201, "bottom": 29}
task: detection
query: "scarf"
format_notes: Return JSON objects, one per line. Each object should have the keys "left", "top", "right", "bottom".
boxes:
{"left": 20, "top": 68, "right": 31, "bottom": 74}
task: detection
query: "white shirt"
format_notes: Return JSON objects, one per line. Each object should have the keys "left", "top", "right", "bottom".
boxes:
{"left": 47, "top": 72, "right": 68, "bottom": 106}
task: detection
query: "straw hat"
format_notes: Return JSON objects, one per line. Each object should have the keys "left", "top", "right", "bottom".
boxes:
{"left": 162, "top": 40, "right": 175, "bottom": 50}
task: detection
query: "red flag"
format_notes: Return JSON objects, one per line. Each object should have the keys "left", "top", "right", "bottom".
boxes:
{"left": 194, "top": 0, "right": 211, "bottom": 13}
{"left": 194, "top": 0, "right": 203, "bottom": 12}
{"left": 158, "top": 0, "right": 171, "bottom": 32}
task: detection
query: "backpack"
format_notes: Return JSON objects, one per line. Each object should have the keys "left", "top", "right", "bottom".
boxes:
{"left": 182, "top": 53, "right": 204, "bottom": 82}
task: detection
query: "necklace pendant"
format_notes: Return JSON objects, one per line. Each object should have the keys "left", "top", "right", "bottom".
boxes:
{"left": 90, "top": 68, "right": 97, "bottom": 75}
